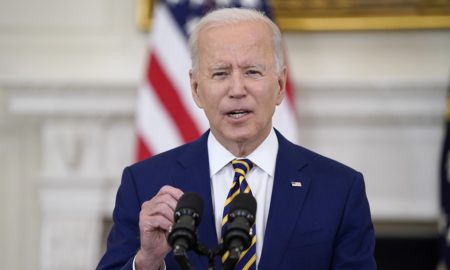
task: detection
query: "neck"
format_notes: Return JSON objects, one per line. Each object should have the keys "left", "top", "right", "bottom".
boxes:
{"left": 227, "top": 142, "right": 258, "bottom": 157}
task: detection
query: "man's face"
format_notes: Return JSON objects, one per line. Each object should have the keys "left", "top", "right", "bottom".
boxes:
{"left": 190, "top": 21, "right": 286, "bottom": 151}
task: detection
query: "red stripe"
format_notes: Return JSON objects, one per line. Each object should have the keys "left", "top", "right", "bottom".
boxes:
{"left": 147, "top": 53, "right": 201, "bottom": 143}
{"left": 136, "top": 134, "right": 153, "bottom": 161}
{"left": 285, "top": 73, "right": 296, "bottom": 112}
{"left": 282, "top": 43, "right": 297, "bottom": 113}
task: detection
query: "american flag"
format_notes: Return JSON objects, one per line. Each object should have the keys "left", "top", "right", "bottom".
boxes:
{"left": 136, "top": 0, "right": 298, "bottom": 160}
{"left": 440, "top": 91, "right": 450, "bottom": 267}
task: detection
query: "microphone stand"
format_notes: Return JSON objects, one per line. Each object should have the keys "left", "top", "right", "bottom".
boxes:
{"left": 174, "top": 236, "right": 242, "bottom": 270}
{"left": 173, "top": 244, "right": 193, "bottom": 270}
{"left": 194, "top": 242, "right": 240, "bottom": 270}
{"left": 195, "top": 243, "right": 223, "bottom": 270}
{"left": 171, "top": 234, "right": 224, "bottom": 270}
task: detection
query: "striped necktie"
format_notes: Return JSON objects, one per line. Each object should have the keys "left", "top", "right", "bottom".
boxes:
{"left": 221, "top": 158, "right": 256, "bottom": 270}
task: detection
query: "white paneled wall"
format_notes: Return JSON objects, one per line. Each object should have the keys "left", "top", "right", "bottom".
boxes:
{"left": 296, "top": 82, "right": 446, "bottom": 220}
{"left": 0, "top": 0, "right": 449, "bottom": 269}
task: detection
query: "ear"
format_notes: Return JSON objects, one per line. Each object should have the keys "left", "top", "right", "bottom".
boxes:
{"left": 275, "top": 66, "right": 287, "bottom": 105}
{"left": 190, "top": 69, "right": 203, "bottom": 109}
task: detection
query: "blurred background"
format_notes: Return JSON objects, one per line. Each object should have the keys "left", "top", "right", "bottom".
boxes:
{"left": 0, "top": 0, "right": 449, "bottom": 269}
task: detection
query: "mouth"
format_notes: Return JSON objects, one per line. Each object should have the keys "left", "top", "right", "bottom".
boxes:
{"left": 226, "top": 110, "right": 251, "bottom": 119}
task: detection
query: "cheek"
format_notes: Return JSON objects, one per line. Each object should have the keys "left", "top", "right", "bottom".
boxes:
{"left": 261, "top": 87, "right": 281, "bottom": 106}
{"left": 204, "top": 85, "right": 229, "bottom": 106}
{"left": 200, "top": 93, "right": 223, "bottom": 116}
{"left": 255, "top": 91, "right": 279, "bottom": 118}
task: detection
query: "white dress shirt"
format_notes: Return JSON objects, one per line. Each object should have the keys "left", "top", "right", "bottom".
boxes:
{"left": 208, "top": 128, "right": 278, "bottom": 267}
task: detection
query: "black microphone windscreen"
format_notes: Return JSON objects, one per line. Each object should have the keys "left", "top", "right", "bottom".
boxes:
{"left": 229, "top": 193, "right": 256, "bottom": 216}
{"left": 176, "top": 192, "right": 204, "bottom": 217}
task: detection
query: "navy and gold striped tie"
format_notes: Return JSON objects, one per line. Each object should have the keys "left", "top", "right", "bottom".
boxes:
{"left": 221, "top": 158, "right": 256, "bottom": 270}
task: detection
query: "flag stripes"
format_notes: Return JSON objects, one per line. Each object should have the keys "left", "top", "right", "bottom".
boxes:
{"left": 147, "top": 53, "right": 201, "bottom": 142}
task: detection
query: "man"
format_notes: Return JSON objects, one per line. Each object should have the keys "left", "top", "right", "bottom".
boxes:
{"left": 97, "top": 8, "right": 376, "bottom": 270}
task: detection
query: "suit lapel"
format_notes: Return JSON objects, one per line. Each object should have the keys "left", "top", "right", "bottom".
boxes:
{"left": 259, "top": 130, "right": 311, "bottom": 270}
{"left": 172, "top": 131, "right": 219, "bottom": 268}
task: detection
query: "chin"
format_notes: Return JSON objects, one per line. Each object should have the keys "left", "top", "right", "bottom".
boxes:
{"left": 226, "top": 130, "right": 254, "bottom": 143}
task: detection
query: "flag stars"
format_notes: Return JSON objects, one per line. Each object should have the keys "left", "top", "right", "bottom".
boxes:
{"left": 166, "top": 0, "right": 183, "bottom": 5}
{"left": 185, "top": 17, "right": 201, "bottom": 35}
{"left": 189, "top": 0, "right": 206, "bottom": 6}
{"left": 241, "top": 0, "right": 260, "bottom": 8}
{"left": 215, "top": 0, "right": 233, "bottom": 7}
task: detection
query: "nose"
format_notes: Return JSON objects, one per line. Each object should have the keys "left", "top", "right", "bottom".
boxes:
{"left": 228, "top": 71, "right": 246, "bottom": 98}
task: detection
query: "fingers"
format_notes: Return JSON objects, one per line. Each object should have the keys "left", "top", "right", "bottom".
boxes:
{"left": 137, "top": 186, "right": 184, "bottom": 263}
{"left": 154, "top": 185, "right": 184, "bottom": 211}
{"left": 140, "top": 185, "right": 184, "bottom": 231}
{"left": 140, "top": 214, "right": 173, "bottom": 233}
{"left": 157, "top": 185, "right": 184, "bottom": 202}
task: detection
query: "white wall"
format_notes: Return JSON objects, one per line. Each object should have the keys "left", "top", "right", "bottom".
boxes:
{"left": 0, "top": 0, "right": 449, "bottom": 269}
{"left": 285, "top": 31, "right": 450, "bottom": 221}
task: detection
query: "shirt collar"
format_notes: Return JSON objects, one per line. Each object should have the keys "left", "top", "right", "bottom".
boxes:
{"left": 207, "top": 128, "right": 278, "bottom": 177}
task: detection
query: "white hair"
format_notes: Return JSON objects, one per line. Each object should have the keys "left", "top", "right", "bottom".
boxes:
{"left": 188, "top": 7, "right": 284, "bottom": 74}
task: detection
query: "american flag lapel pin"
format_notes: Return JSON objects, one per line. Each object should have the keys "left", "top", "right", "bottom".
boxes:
{"left": 291, "top": 181, "right": 302, "bottom": 187}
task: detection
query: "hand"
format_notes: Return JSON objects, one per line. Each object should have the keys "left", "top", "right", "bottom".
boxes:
{"left": 135, "top": 185, "right": 184, "bottom": 270}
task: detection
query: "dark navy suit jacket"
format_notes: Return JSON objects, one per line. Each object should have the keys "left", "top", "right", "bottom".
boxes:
{"left": 97, "top": 130, "right": 376, "bottom": 269}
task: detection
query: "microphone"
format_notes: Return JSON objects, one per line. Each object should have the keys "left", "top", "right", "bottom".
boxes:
{"left": 222, "top": 193, "right": 257, "bottom": 270}
{"left": 168, "top": 192, "right": 204, "bottom": 270}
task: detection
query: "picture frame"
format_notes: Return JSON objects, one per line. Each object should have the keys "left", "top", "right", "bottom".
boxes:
{"left": 136, "top": 0, "right": 154, "bottom": 32}
{"left": 136, "top": 0, "right": 450, "bottom": 31}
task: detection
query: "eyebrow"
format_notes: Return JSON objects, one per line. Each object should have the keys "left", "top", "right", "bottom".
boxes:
{"left": 238, "top": 63, "right": 267, "bottom": 73}
{"left": 209, "top": 64, "right": 230, "bottom": 70}
{"left": 209, "top": 63, "right": 266, "bottom": 71}
{"left": 244, "top": 64, "right": 266, "bottom": 69}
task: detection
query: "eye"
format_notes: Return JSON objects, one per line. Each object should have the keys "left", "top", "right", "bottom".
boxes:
{"left": 245, "top": 69, "right": 263, "bottom": 78}
{"left": 212, "top": 71, "right": 228, "bottom": 79}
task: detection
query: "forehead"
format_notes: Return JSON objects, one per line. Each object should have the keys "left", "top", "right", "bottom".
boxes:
{"left": 197, "top": 21, "right": 274, "bottom": 64}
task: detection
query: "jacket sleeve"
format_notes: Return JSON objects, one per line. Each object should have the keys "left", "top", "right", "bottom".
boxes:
{"left": 96, "top": 167, "right": 141, "bottom": 270}
{"left": 332, "top": 172, "right": 377, "bottom": 269}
